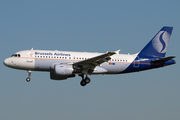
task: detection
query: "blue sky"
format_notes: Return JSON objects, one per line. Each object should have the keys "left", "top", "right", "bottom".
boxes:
{"left": 0, "top": 0, "right": 179, "bottom": 120}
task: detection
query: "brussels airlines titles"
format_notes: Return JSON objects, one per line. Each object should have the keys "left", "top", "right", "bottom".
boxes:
{"left": 35, "top": 52, "right": 71, "bottom": 56}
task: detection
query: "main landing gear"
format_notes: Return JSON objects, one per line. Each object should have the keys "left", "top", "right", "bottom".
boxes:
{"left": 80, "top": 75, "right": 91, "bottom": 86}
{"left": 26, "top": 70, "right": 31, "bottom": 82}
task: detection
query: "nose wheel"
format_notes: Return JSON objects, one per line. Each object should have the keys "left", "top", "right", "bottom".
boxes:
{"left": 26, "top": 77, "right": 31, "bottom": 82}
{"left": 26, "top": 71, "right": 31, "bottom": 82}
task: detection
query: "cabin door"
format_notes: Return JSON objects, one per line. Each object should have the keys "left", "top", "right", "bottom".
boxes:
{"left": 133, "top": 56, "right": 139, "bottom": 67}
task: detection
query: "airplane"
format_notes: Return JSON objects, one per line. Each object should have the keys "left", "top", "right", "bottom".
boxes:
{"left": 3, "top": 26, "right": 176, "bottom": 86}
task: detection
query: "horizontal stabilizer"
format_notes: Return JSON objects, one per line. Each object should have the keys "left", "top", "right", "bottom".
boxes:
{"left": 151, "top": 56, "right": 175, "bottom": 64}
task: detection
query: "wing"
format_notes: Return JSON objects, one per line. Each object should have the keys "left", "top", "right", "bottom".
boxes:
{"left": 73, "top": 52, "right": 116, "bottom": 74}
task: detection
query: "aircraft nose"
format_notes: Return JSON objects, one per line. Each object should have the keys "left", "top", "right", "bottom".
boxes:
{"left": 3, "top": 58, "right": 9, "bottom": 66}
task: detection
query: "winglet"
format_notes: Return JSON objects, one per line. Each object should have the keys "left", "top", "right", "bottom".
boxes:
{"left": 115, "top": 49, "right": 121, "bottom": 54}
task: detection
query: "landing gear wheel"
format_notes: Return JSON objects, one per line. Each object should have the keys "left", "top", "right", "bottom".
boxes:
{"left": 26, "top": 77, "right": 31, "bottom": 82}
{"left": 80, "top": 80, "right": 86, "bottom": 86}
{"left": 79, "top": 74, "right": 91, "bottom": 86}
{"left": 85, "top": 77, "right": 91, "bottom": 84}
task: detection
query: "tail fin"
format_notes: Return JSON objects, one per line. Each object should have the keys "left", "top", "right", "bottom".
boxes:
{"left": 138, "top": 26, "right": 173, "bottom": 58}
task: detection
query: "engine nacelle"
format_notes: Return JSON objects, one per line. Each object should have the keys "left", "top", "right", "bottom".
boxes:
{"left": 50, "top": 71, "right": 75, "bottom": 80}
{"left": 55, "top": 64, "right": 73, "bottom": 76}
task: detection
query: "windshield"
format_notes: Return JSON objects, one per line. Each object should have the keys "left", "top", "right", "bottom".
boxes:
{"left": 11, "top": 54, "right": 20, "bottom": 57}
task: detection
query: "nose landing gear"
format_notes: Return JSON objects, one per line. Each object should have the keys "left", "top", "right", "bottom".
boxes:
{"left": 26, "top": 70, "right": 31, "bottom": 82}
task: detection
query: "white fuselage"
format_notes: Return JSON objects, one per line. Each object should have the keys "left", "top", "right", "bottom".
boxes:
{"left": 4, "top": 50, "right": 137, "bottom": 74}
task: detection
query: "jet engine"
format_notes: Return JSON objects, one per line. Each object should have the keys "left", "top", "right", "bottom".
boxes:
{"left": 54, "top": 64, "right": 74, "bottom": 76}
{"left": 50, "top": 64, "right": 75, "bottom": 80}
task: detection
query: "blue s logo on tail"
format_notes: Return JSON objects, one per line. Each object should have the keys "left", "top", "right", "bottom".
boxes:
{"left": 152, "top": 30, "right": 170, "bottom": 53}
{"left": 159, "top": 31, "right": 166, "bottom": 53}
{"left": 139, "top": 27, "right": 173, "bottom": 58}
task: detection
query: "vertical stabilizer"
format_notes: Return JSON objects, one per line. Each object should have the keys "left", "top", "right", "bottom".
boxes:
{"left": 138, "top": 27, "right": 173, "bottom": 58}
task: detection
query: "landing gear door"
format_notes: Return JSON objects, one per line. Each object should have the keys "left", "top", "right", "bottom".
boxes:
{"left": 27, "top": 52, "right": 34, "bottom": 62}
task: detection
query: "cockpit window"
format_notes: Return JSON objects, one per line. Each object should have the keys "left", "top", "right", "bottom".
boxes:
{"left": 11, "top": 54, "right": 21, "bottom": 57}
{"left": 11, "top": 54, "right": 16, "bottom": 57}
